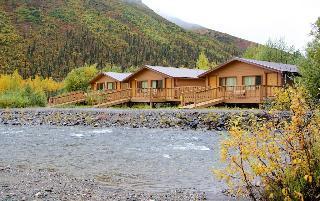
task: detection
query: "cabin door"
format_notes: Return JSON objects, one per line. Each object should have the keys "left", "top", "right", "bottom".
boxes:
{"left": 131, "top": 80, "right": 137, "bottom": 97}
{"left": 266, "top": 73, "right": 278, "bottom": 97}
{"left": 166, "top": 78, "right": 174, "bottom": 99}
{"left": 209, "top": 76, "right": 217, "bottom": 88}
{"left": 209, "top": 75, "right": 218, "bottom": 98}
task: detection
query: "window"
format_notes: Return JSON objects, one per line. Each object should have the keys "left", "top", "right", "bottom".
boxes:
{"left": 151, "top": 80, "right": 163, "bottom": 89}
{"left": 243, "top": 76, "right": 255, "bottom": 86}
{"left": 97, "top": 83, "right": 104, "bottom": 90}
{"left": 219, "top": 77, "right": 237, "bottom": 86}
{"left": 242, "top": 76, "right": 262, "bottom": 86}
{"left": 256, "top": 76, "right": 262, "bottom": 85}
{"left": 107, "top": 82, "right": 116, "bottom": 90}
{"left": 137, "top": 81, "right": 148, "bottom": 89}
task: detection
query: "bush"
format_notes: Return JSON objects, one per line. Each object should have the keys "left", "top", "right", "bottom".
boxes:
{"left": 0, "top": 86, "right": 47, "bottom": 108}
{"left": 214, "top": 86, "right": 320, "bottom": 200}
{"left": 0, "top": 91, "right": 30, "bottom": 108}
{"left": 64, "top": 64, "right": 98, "bottom": 92}
{"left": 22, "top": 85, "right": 47, "bottom": 107}
{"left": 0, "top": 71, "right": 62, "bottom": 108}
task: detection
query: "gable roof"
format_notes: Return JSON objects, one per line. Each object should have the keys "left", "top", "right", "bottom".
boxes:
{"left": 199, "top": 57, "right": 299, "bottom": 77}
{"left": 89, "top": 72, "right": 132, "bottom": 84}
{"left": 124, "top": 65, "right": 206, "bottom": 81}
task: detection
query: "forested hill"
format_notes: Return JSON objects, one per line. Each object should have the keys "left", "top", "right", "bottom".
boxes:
{"left": 1, "top": 0, "right": 247, "bottom": 79}
{"left": 162, "top": 16, "right": 256, "bottom": 51}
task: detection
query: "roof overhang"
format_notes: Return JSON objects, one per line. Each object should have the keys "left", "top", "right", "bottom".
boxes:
{"left": 89, "top": 72, "right": 119, "bottom": 84}
{"left": 198, "top": 57, "right": 282, "bottom": 77}
{"left": 122, "top": 65, "right": 172, "bottom": 82}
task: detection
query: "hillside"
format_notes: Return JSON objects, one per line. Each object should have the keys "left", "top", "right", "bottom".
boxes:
{"left": 162, "top": 16, "right": 256, "bottom": 51}
{"left": 0, "top": 0, "right": 245, "bottom": 79}
{"left": 192, "top": 28, "right": 256, "bottom": 52}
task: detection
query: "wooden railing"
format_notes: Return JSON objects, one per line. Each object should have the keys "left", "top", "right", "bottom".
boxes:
{"left": 90, "top": 89, "right": 132, "bottom": 105}
{"left": 181, "top": 87, "right": 208, "bottom": 104}
{"left": 223, "top": 85, "right": 262, "bottom": 99}
{"left": 181, "top": 85, "right": 283, "bottom": 106}
{"left": 48, "top": 91, "right": 86, "bottom": 106}
{"left": 132, "top": 88, "right": 181, "bottom": 101}
{"left": 261, "top": 85, "right": 282, "bottom": 98}
{"left": 48, "top": 85, "right": 284, "bottom": 107}
{"left": 193, "top": 87, "right": 223, "bottom": 106}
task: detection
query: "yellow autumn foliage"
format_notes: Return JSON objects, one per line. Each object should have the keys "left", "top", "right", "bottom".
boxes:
{"left": 0, "top": 70, "right": 63, "bottom": 94}
{"left": 214, "top": 86, "right": 320, "bottom": 200}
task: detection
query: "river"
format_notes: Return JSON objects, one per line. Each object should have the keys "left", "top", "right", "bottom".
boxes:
{"left": 0, "top": 126, "right": 230, "bottom": 200}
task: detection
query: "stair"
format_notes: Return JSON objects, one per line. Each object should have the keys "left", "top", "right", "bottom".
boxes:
{"left": 181, "top": 98, "right": 224, "bottom": 109}
{"left": 49, "top": 99, "right": 86, "bottom": 107}
{"left": 94, "top": 98, "right": 130, "bottom": 108}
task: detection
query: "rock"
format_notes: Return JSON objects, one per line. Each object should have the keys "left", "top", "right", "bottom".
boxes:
{"left": 0, "top": 108, "right": 291, "bottom": 131}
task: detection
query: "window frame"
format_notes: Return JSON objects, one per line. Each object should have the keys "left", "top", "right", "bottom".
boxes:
{"left": 242, "top": 75, "right": 262, "bottom": 86}
{"left": 137, "top": 80, "right": 148, "bottom": 89}
{"left": 107, "top": 82, "right": 116, "bottom": 90}
{"left": 97, "top": 83, "right": 105, "bottom": 91}
{"left": 151, "top": 80, "right": 163, "bottom": 89}
{"left": 219, "top": 77, "right": 237, "bottom": 87}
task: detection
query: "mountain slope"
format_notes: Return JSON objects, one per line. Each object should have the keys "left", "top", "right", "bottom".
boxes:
{"left": 160, "top": 15, "right": 204, "bottom": 30}
{"left": 0, "top": 0, "right": 244, "bottom": 79}
{"left": 162, "top": 15, "right": 256, "bottom": 51}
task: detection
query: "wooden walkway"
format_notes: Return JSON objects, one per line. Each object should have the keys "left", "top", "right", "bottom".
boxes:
{"left": 48, "top": 85, "right": 281, "bottom": 108}
{"left": 181, "top": 98, "right": 224, "bottom": 109}
{"left": 48, "top": 91, "right": 86, "bottom": 107}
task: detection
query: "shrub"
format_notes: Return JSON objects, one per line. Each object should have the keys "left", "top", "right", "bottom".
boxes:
{"left": 22, "top": 85, "right": 47, "bottom": 107}
{"left": 0, "top": 86, "right": 47, "bottom": 108}
{"left": 64, "top": 64, "right": 98, "bottom": 92}
{"left": 0, "top": 71, "right": 62, "bottom": 108}
{"left": 214, "top": 86, "right": 320, "bottom": 200}
{"left": 0, "top": 91, "right": 30, "bottom": 108}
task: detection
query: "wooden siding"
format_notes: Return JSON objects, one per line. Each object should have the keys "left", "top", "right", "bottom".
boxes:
{"left": 130, "top": 68, "right": 166, "bottom": 88}
{"left": 175, "top": 78, "right": 206, "bottom": 87}
{"left": 91, "top": 75, "right": 126, "bottom": 91}
{"left": 204, "top": 61, "right": 283, "bottom": 87}
{"left": 126, "top": 68, "right": 205, "bottom": 89}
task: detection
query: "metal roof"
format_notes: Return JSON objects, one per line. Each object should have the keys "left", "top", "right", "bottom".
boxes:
{"left": 199, "top": 57, "right": 299, "bottom": 77}
{"left": 145, "top": 65, "right": 206, "bottom": 78}
{"left": 102, "top": 72, "right": 132, "bottom": 81}
{"left": 237, "top": 58, "right": 298, "bottom": 73}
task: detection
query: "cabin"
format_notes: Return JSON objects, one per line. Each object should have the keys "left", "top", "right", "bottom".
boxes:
{"left": 122, "top": 65, "right": 206, "bottom": 102}
{"left": 89, "top": 72, "right": 132, "bottom": 91}
{"left": 50, "top": 59, "right": 299, "bottom": 108}
{"left": 197, "top": 57, "right": 299, "bottom": 105}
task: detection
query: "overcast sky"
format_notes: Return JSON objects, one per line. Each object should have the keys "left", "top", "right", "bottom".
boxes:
{"left": 142, "top": 0, "right": 320, "bottom": 50}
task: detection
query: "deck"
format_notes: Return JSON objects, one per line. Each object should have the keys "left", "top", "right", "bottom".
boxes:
{"left": 48, "top": 85, "right": 281, "bottom": 108}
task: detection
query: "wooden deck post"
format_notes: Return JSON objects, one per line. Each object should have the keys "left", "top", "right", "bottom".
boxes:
{"left": 194, "top": 91, "right": 197, "bottom": 108}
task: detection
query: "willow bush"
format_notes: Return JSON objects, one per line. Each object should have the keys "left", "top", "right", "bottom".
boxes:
{"left": 0, "top": 70, "right": 63, "bottom": 108}
{"left": 214, "top": 86, "right": 320, "bottom": 200}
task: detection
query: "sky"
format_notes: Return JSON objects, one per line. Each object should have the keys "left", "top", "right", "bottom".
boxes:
{"left": 142, "top": 0, "right": 320, "bottom": 50}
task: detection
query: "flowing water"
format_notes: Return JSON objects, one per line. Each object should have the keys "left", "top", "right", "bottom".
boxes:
{"left": 0, "top": 126, "right": 227, "bottom": 197}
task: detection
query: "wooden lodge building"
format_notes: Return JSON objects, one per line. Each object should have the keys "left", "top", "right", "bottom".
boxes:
{"left": 89, "top": 72, "right": 132, "bottom": 91}
{"left": 50, "top": 58, "right": 299, "bottom": 108}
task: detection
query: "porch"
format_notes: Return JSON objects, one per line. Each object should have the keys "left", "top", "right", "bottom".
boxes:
{"left": 48, "top": 85, "right": 281, "bottom": 108}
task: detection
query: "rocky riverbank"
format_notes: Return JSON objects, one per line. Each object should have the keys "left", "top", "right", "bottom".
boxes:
{"left": 0, "top": 164, "right": 207, "bottom": 201}
{"left": 0, "top": 108, "right": 290, "bottom": 130}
